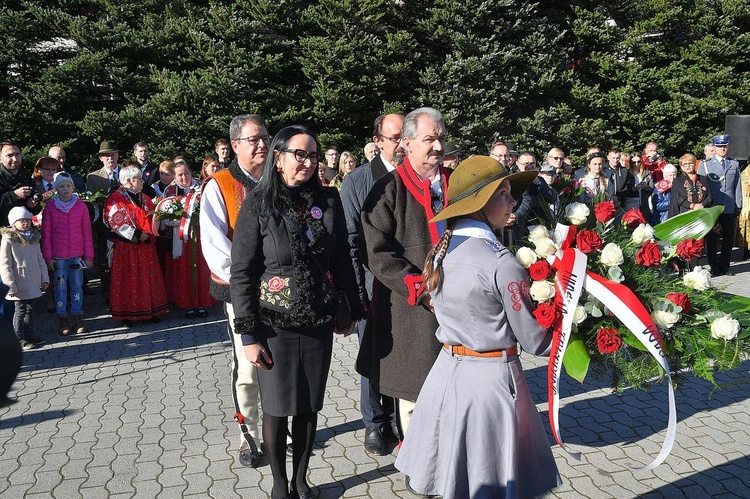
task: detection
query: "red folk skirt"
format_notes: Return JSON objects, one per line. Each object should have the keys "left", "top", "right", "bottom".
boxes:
{"left": 109, "top": 240, "right": 169, "bottom": 321}
{"left": 165, "top": 231, "right": 216, "bottom": 309}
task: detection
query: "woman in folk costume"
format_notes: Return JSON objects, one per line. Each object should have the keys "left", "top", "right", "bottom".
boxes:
{"left": 577, "top": 151, "right": 613, "bottom": 203}
{"left": 395, "top": 156, "right": 561, "bottom": 499}
{"left": 161, "top": 161, "right": 216, "bottom": 318}
{"left": 104, "top": 166, "right": 168, "bottom": 326}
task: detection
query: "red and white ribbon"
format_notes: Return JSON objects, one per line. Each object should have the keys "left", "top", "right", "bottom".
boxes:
{"left": 179, "top": 191, "right": 199, "bottom": 242}
{"left": 546, "top": 233, "right": 676, "bottom": 471}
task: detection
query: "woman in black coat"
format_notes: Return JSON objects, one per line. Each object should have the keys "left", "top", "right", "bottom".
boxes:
{"left": 230, "top": 125, "right": 361, "bottom": 499}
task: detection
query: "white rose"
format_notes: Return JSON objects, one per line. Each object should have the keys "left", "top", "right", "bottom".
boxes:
{"left": 683, "top": 267, "right": 712, "bottom": 291}
{"left": 710, "top": 315, "right": 741, "bottom": 341}
{"left": 572, "top": 304, "right": 587, "bottom": 324}
{"left": 565, "top": 202, "right": 590, "bottom": 225}
{"left": 533, "top": 237, "right": 559, "bottom": 258}
{"left": 530, "top": 280, "right": 556, "bottom": 302}
{"left": 631, "top": 223, "right": 655, "bottom": 245}
{"left": 651, "top": 310, "right": 680, "bottom": 329}
{"left": 528, "top": 225, "right": 550, "bottom": 243}
{"left": 599, "top": 243, "right": 624, "bottom": 267}
{"left": 515, "top": 247, "right": 538, "bottom": 268}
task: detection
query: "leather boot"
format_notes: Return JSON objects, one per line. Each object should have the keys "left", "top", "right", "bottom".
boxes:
{"left": 59, "top": 316, "right": 71, "bottom": 336}
{"left": 72, "top": 315, "right": 86, "bottom": 334}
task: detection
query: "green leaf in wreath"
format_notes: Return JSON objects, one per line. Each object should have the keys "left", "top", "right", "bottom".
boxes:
{"left": 563, "top": 333, "right": 590, "bottom": 383}
{"left": 622, "top": 329, "right": 649, "bottom": 351}
{"left": 653, "top": 205, "right": 724, "bottom": 244}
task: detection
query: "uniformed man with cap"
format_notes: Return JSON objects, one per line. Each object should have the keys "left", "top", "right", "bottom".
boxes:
{"left": 699, "top": 134, "right": 742, "bottom": 276}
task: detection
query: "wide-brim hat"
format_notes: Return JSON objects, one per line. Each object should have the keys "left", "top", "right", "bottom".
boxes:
{"left": 444, "top": 143, "right": 459, "bottom": 156}
{"left": 430, "top": 155, "right": 538, "bottom": 223}
{"left": 97, "top": 141, "right": 118, "bottom": 155}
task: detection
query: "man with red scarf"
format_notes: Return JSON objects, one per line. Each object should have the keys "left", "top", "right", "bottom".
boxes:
{"left": 357, "top": 107, "right": 451, "bottom": 450}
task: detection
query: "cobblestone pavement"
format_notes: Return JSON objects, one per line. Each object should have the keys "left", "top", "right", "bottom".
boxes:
{"left": 1, "top": 256, "right": 748, "bottom": 499}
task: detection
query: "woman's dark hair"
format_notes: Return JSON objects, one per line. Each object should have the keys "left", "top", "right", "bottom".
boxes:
{"left": 251, "top": 125, "right": 322, "bottom": 218}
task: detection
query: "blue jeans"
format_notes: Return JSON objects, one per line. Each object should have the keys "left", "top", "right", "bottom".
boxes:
{"left": 12, "top": 299, "right": 34, "bottom": 340}
{"left": 53, "top": 258, "right": 84, "bottom": 316}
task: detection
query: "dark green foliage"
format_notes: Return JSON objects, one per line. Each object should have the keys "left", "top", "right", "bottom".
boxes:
{"left": 1, "top": 0, "right": 748, "bottom": 174}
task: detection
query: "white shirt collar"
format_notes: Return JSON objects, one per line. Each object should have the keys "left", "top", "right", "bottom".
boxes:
{"left": 451, "top": 218, "right": 496, "bottom": 241}
{"left": 380, "top": 152, "right": 397, "bottom": 172}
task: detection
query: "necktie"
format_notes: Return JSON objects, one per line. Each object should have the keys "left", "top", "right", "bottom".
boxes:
{"left": 431, "top": 188, "right": 443, "bottom": 214}
{"left": 46, "top": 182, "right": 53, "bottom": 191}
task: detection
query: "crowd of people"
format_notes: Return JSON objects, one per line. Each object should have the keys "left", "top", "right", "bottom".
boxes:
{"left": 1, "top": 107, "right": 748, "bottom": 498}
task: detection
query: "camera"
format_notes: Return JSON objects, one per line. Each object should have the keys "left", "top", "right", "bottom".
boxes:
{"left": 32, "top": 193, "right": 43, "bottom": 203}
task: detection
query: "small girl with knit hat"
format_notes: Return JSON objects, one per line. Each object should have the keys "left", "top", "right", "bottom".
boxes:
{"left": 0, "top": 206, "right": 50, "bottom": 350}
{"left": 41, "top": 171, "right": 94, "bottom": 336}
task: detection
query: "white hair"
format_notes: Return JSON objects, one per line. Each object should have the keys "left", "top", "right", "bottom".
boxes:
{"left": 662, "top": 163, "right": 678, "bottom": 175}
{"left": 118, "top": 166, "right": 142, "bottom": 185}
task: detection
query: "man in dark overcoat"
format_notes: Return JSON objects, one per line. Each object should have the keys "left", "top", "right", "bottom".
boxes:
{"left": 357, "top": 107, "right": 451, "bottom": 440}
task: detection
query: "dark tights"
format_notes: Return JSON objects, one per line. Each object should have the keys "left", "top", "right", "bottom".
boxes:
{"left": 264, "top": 411, "right": 317, "bottom": 499}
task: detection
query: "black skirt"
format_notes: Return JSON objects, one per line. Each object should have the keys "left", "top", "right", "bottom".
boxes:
{"left": 257, "top": 323, "right": 334, "bottom": 417}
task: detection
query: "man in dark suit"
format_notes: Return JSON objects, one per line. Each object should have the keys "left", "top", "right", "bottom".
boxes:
{"left": 699, "top": 134, "right": 743, "bottom": 276}
{"left": 341, "top": 113, "right": 403, "bottom": 455}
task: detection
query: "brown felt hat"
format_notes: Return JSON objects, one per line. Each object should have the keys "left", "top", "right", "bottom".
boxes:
{"left": 430, "top": 155, "right": 537, "bottom": 223}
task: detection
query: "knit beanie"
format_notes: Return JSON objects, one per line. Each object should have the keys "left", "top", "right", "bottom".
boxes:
{"left": 8, "top": 206, "right": 33, "bottom": 226}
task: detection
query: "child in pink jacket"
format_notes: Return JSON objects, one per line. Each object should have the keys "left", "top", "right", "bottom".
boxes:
{"left": 41, "top": 172, "right": 94, "bottom": 336}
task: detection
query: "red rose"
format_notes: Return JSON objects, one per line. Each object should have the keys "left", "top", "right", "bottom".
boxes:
{"left": 575, "top": 229, "right": 603, "bottom": 254}
{"left": 666, "top": 292, "right": 692, "bottom": 313}
{"left": 621, "top": 208, "right": 647, "bottom": 229}
{"left": 635, "top": 241, "right": 662, "bottom": 267}
{"left": 675, "top": 238, "right": 703, "bottom": 260}
{"left": 268, "top": 276, "right": 286, "bottom": 292}
{"left": 594, "top": 201, "right": 617, "bottom": 224}
{"left": 528, "top": 260, "right": 552, "bottom": 281}
{"left": 596, "top": 327, "right": 623, "bottom": 354}
{"left": 533, "top": 302, "right": 560, "bottom": 329}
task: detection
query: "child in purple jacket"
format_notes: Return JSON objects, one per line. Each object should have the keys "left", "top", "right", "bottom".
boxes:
{"left": 41, "top": 172, "right": 94, "bottom": 336}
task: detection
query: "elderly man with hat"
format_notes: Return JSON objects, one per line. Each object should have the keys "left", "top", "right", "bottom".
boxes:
{"left": 442, "top": 143, "right": 459, "bottom": 169}
{"left": 699, "top": 134, "right": 742, "bottom": 276}
{"left": 357, "top": 107, "right": 451, "bottom": 444}
{"left": 86, "top": 141, "right": 120, "bottom": 300}
{"left": 395, "top": 155, "right": 561, "bottom": 498}
{"left": 87, "top": 141, "right": 120, "bottom": 194}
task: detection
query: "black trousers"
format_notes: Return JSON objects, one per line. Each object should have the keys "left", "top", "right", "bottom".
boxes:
{"left": 705, "top": 213, "right": 737, "bottom": 274}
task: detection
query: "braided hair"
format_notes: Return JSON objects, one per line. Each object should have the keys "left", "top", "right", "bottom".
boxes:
{"left": 422, "top": 220, "right": 455, "bottom": 293}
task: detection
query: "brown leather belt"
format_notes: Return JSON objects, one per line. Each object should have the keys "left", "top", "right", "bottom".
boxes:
{"left": 443, "top": 344, "right": 518, "bottom": 358}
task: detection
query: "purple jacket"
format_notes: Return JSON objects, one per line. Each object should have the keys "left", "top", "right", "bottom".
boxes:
{"left": 41, "top": 197, "right": 94, "bottom": 261}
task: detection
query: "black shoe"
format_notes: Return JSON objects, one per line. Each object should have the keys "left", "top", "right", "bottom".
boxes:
{"left": 291, "top": 489, "right": 319, "bottom": 499}
{"left": 364, "top": 427, "right": 387, "bottom": 456}
{"left": 25, "top": 336, "right": 45, "bottom": 346}
{"left": 185, "top": 308, "right": 195, "bottom": 319}
{"left": 82, "top": 284, "right": 95, "bottom": 296}
{"left": 20, "top": 339, "right": 36, "bottom": 351}
{"left": 238, "top": 441, "right": 261, "bottom": 468}
{"left": 121, "top": 320, "right": 133, "bottom": 328}
{"left": 383, "top": 423, "right": 400, "bottom": 442}
{"left": 197, "top": 307, "right": 207, "bottom": 318}
{"left": 150, "top": 316, "right": 162, "bottom": 323}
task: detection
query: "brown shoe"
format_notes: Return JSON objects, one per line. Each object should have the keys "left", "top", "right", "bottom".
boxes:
{"left": 59, "top": 316, "right": 71, "bottom": 336}
{"left": 71, "top": 315, "right": 86, "bottom": 334}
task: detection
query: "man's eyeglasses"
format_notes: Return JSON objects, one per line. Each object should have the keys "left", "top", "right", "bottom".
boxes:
{"left": 235, "top": 135, "right": 271, "bottom": 145}
{"left": 280, "top": 149, "right": 323, "bottom": 165}
{"left": 378, "top": 134, "right": 401, "bottom": 144}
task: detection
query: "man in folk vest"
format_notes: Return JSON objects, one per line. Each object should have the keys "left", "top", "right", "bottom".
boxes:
{"left": 200, "top": 114, "right": 269, "bottom": 467}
